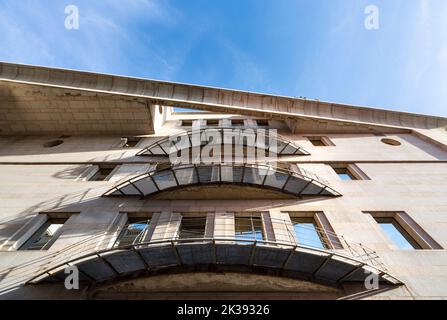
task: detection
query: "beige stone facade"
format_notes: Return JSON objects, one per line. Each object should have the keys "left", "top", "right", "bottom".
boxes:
{"left": 0, "top": 62, "right": 446, "bottom": 300}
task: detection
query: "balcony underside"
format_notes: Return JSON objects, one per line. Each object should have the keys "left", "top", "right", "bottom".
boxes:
{"left": 104, "top": 163, "right": 341, "bottom": 199}
{"left": 30, "top": 239, "right": 402, "bottom": 289}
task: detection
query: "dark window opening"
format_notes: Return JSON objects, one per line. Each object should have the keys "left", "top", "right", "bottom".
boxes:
{"left": 182, "top": 120, "right": 193, "bottom": 127}
{"left": 89, "top": 166, "right": 116, "bottom": 181}
{"left": 178, "top": 216, "right": 207, "bottom": 239}
{"left": 206, "top": 119, "right": 220, "bottom": 127}
{"left": 114, "top": 217, "right": 151, "bottom": 247}
{"left": 307, "top": 137, "right": 328, "bottom": 147}
{"left": 231, "top": 119, "right": 244, "bottom": 127}
{"left": 122, "top": 137, "right": 141, "bottom": 148}
{"left": 20, "top": 218, "right": 67, "bottom": 250}
{"left": 256, "top": 120, "right": 269, "bottom": 127}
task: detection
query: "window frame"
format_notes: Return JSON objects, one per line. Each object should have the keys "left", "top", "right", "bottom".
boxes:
{"left": 88, "top": 164, "right": 118, "bottom": 181}
{"left": 113, "top": 215, "right": 152, "bottom": 248}
{"left": 234, "top": 214, "right": 266, "bottom": 242}
{"left": 330, "top": 163, "right": 370, "bottom": 181}
{"left": 306, "top": 136, "right": 334, "bottom": 147}
{"left": 366, "top": 211, "right": 443, "bottom": 250}
{"left": 15, "top": 213, "right": 77, "bottom": 251}
{"left": 287, "top": 212, "right": 343, "bottom": 249}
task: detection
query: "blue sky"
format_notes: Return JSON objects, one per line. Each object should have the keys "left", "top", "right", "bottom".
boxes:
{"left": 0, "top": 0, "right": 446, "bottom": 116}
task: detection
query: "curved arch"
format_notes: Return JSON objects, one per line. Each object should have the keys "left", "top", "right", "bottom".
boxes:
{"left": 28, "top": 238, "right": 402, "bottom": 288}
{"left": 137, "top": 128, "right": 310, "bottom": 156}
{"left": 103, "top": 163, "right": 341, "bottom": 198}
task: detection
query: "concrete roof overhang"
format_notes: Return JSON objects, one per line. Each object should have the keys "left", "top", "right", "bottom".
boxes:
{"left": 1, "top": 62, "right": 447, "bottom": 136}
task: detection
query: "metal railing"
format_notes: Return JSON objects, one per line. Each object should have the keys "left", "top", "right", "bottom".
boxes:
{"left": 0, "top": 216, "right": 390, "bottom": 295}
{"left": 104, "top": 162, "right": 341, "bottom": 198}
{"left": 137, "top": 127, "right": 310, "bottom": 156}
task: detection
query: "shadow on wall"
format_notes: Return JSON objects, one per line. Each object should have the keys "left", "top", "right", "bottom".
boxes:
{"left": 0, "top": 135, "right": 160, "bottom": 159}
{"left": 399, "top": 134, "right": 447, "bottom": 161}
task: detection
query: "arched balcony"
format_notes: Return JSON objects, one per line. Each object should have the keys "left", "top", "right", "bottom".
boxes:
{"left": 103, "top": 163, "right": 341, "bottom": 199}
{"left": 17, "top": 217, "right": 402, "bottom": 293}
{"left": 137, "top": 128, "right": 310, "bottom": 156}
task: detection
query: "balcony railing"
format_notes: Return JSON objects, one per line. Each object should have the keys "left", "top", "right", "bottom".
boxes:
{"left": 104, "top": 162, "right": 341, "bottom": 198}
{"left": 0, "top": 217, "right": 402, "bottom": 295}
{"left": 137, "top": 127, "right": 310, "bottom": 156}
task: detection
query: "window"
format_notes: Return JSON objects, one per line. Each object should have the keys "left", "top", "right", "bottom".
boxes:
{"left": 20, "top": 218, "right": 67, "bottom": 250}
{"left": 374, "top": 217, "right": 421, "bottom": 250}
{"left": 367, "top": 212, "right": 442, "bottom": 250}
{"left": 122, "top": 137, "right": 141, "bottom": 148}
{"left": 206, "top": 119, "right": 220, "bottom": 127}
{"left": 331, "top": 164, "right": 368, "bottom": 181}
{"left": 178, "top": 216, "right": 207, "bottom": 239}
{"left": 181, "top": 120, "right": 193, "bottom": 127}
{"left": 231, "top": 119, "right": 245, "bottom": 127}
{"left": 307, "top": 136, "right": 332, "bottom": 147}
{"left": 256, "top": 120, "right": 269, "bottom": 127}
{"left": 333, "top": 167, "right": 357, "bottom": 181}
{"left": 290, "top": 217, "right": 327, "bottom": 249}
{"left": 89, "top": 165, "right": 116, "bottom": 181}
{"left": 114, "top": 217, "right": 151, "bottom": 247}
{"left": 234, "top": 215, "right": 265, "bottom": 241}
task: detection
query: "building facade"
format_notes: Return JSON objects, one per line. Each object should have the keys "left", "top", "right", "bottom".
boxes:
{"left": 0, "top": 62, "right": 446, "bottom": 299}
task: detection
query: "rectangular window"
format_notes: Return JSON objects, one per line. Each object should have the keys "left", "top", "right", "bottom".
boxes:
{"left": 114, "top": 217, "right": 151, "bottom": 248}
{"left": 234, "top": 215, "right": 265, "bottom": 241}
{"left": 333, "top": 167, "right": 357, "bottom": 180}
{"left": 206, "top": 119, "right": 220, "bottom": 127}
{"left": 181, "top": 120, "right": 193, "bottom": 127}
{"left": 231, "top": 119, "right": 245, "bottom": 127}
{"left": 20, "top": 218, "right": 67, "bottom": 250}
{"left": 307, "top": 136, "right": 332, "bottom": 147}
{"left": 178, "top": 216, "right": 207, "bottom": 239}
{"left": 121, "top": 137, "right": 141, "bottom": 148}
{"left": 89, "top": 165, "right": 116, "bottom": 181}
{"left": 331, "top": 164, "right": 368, "bottom": 181}
{"left": 290, "top": 217, "right": 326, "bottom": 249}
{"left": 374, "top": 217, "right": 421, "bottom": 250}
{"left": 256, "top": 120, "right": 269, "bottom": 127}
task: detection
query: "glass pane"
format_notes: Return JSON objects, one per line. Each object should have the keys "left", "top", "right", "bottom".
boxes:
{"left": 264, "top": 171, "right": 289, "bottom": 189}
{"left": 283, "top": 176, "right": 310, "bottom": 195}
{"left": 174, "top": 167, "right": 198, "bottom": 185}
{"left": 152, "top": 170, "right": 177, "bottom": 190}
{"left": 21, "top": 219, "right": 65, "bottom": 250}
{"left": 377, "top": 220, "right": 419, "bottom": 250}
{"left": 243, "top": 167, "right": 264, "bottom": 185}
{"left": 334, "top": 168, "right": 355, "bottom": 180}
{"left": 281, "top": 144, "right": 298, "bottom": 155}
{"left": 235, "top": 217, "right": 264, "bottom": 241}
{"left": 133, "top": 178, "right": 158, "bottom": 195}
{"left": 291, "top": 219, "right": 325, "bottom": 249}
{"left": 114, "top": 220, "right": 150, "bottom": 247}
{"left": 178, "top": 217, "right": 206, "bottom": 239}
